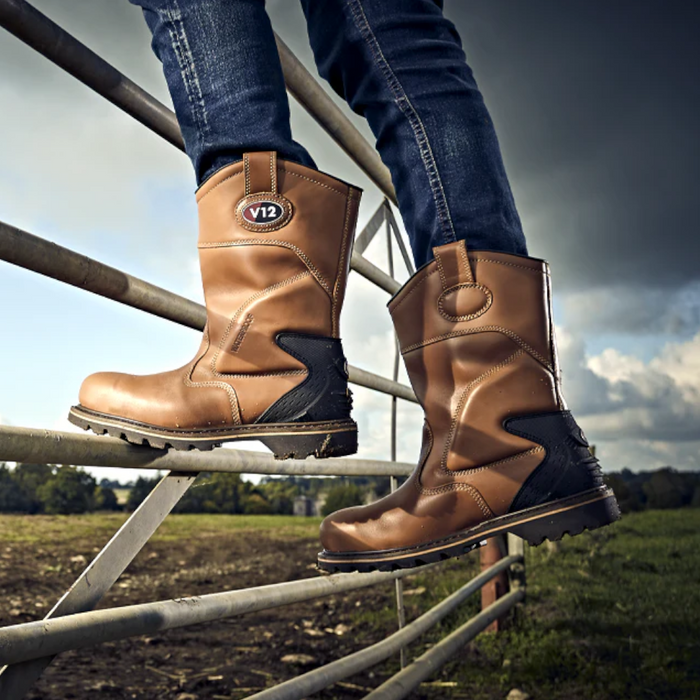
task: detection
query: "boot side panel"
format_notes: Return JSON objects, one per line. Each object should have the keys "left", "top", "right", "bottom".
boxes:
{"left": 505, "top": 411, "right": 605, "bottom": 512}
{"left": 447, "top": 350, "right": 560, "bottom": 472}
{"left": 213, "top": 272, "right": 333, "bottom": 375}
{"left": 256, "top": 334, "right": 352, "bottom": 424}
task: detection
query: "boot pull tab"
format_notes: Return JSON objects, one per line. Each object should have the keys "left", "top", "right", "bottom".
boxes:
{"left": 237, "top": 152, "right": 293, "bottom": 233}
{"left": 243, "top": 151, "right": 278, "bottom": 195}
{"left": 433, "top": 240, "right": 474, "bottom": 288}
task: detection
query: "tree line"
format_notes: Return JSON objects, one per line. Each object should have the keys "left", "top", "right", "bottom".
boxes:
{"left": 0, "top": 462, "right": 388, "bottom": 516}
{"left": 1, "top": 462, "right": 699, "bottom": 516}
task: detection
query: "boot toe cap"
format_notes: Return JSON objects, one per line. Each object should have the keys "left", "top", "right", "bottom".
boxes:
{"left": 78, "top": 372, "right": 133, "bottom": 417}
{"left": 320, "top": 506, "right": 381, "bottom": 553}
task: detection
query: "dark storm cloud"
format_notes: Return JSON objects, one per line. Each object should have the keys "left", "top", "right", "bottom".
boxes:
{"left": 445, "top": 0, "right": 700, "bottom": 291}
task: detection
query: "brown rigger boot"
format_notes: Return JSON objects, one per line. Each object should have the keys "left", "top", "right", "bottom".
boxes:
{"left": 318, "top": 240, "right": 620, "bottom": 572}
{"left": 69, "top": 152, "right": 362, "bottom": 457}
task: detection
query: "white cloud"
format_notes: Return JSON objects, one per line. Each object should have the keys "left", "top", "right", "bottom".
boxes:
{"left": 557, "top": 329, "right": 700, "bottom": 470}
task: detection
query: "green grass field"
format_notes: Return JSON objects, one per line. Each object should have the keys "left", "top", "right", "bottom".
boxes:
{"left": 1, "top": 509, "right": 697, "bottom": 699}
{"left": 354, "top": 509, "right": 700, "bottom": 699}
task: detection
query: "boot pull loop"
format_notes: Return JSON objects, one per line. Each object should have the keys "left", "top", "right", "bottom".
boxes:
{"left": 433, "top": 240, "right": 474, "bottom": 288}
{"left": 243, "top": 151, "right": 278, "bottom": 196}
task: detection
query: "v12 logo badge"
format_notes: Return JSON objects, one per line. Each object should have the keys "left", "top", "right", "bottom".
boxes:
{"left": 236, "top": 193, "right": 293, "bottom": 232}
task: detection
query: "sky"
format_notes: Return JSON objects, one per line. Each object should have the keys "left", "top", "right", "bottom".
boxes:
{"left": 0, "top": 0, "right": 698, "bottom": 482}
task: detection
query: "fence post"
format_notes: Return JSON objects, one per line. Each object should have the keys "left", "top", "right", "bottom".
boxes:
{"left": 479, "top": 536, "right": 509, "bottom": 632}
{"left": 507, "top": 533, "right": 526, "bottom": 596}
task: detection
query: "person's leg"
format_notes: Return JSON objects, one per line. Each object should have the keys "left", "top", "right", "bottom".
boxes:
{"left": 300, "top": 0, "right": 525, "bottom": 267}
{"left": 70, "top": 1, "right": 363, "bottom": 457}
{"left": 131, "top": 0, "right": 314, "bottom": 184}
{"left": 301, "top": 1, "right": 620, "bottom": 573}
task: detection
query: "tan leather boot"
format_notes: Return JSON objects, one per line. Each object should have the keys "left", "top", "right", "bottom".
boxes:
{"left": 69, "top": 152, "right": 362, "bottom": 457}
{"left": 318, "top": 240, "right": 620, "bottom": 572}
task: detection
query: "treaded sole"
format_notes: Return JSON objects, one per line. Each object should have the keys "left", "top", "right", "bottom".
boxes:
{"left": 68, "top": 405, "right": 357, "bottom": 459}
{"left": 317, "top": 486, "right": 620, "bottom": 573}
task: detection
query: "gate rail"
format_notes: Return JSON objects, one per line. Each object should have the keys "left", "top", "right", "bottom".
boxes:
{"left": 0, "top": 2, "right": 526, "bottom": 698}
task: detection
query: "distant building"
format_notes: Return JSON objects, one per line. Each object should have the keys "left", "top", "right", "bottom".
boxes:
{"left": 293, "top": 496, "right": 315, "bottom": 517}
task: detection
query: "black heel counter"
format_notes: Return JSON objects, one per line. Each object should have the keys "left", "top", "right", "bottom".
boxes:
{"left": 256, "top": 333, "right": 352, "bottom": 424}
{"left": 505, "top": 411, "right": 604, "bottom": 513}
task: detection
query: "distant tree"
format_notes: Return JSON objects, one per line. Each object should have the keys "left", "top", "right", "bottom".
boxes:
{"left": 126, "top": 475, "right": 161, "bottom": 511}
{"left": 691, "top": 487, "right": 700, "bottom": 508}
{"left": 0, "top": 464, "right": 31, "bottom": 513}
{"left": 605, "top": 474, "right": 643, "bottom": 513}
{"left": 38, "top": 467, "right": 96, "bottom": 515}
{"left": 12, "top": 463, "right": 53, "bottom": 513}
{"left": 95, "top": 486, "right": 121, "bottom": 511}
{"left": 99, "top": 478, "right": 124, "bottom": 490}
{"left": 642, "top": 468, "right": 693, "bottom": 510}
{"left": 243, "top": 492, "right": 273, "bottom": 515}
{"left": 260, "top": 479, "right": 297, "bottom": 515}
{"left": 322, "top": 482, "right": 363, "bottom": 517}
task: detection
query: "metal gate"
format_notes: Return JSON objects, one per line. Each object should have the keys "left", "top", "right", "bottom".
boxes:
{"left": 0, "top": 2, "right": 526, "bottom": 697}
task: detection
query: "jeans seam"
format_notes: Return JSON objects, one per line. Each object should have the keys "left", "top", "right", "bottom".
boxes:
{"left": 344, "top": 0, "right": 456, "bottom": 245}
{"left": 162, "top": 0, "right": 209, "bottom": 141}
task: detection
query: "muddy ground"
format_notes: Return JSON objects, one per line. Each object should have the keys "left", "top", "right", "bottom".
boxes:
{"left": 0, "top": 516, "right": 448, "bottom": 700}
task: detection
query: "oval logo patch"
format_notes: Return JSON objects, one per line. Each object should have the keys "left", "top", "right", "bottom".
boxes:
{"left": 236, "top": 194, "right": 293, "bottom": 232}
{"left": 242, "top": 200, "right": 284, "bottom": 225}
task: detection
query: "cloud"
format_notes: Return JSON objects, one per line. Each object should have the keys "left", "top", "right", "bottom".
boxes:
{"left": 557, "top": 329, "right": 700, "bottom": 469}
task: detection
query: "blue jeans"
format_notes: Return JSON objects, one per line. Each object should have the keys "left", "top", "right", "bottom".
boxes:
{"left": 131, "top": 0, "right": 527, "bottom": 266}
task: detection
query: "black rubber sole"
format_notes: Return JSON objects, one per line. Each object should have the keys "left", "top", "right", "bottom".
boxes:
{"left": 317, "top": 486, "right": 620, "bottom": 573}
{"left": 68, "top": 405, "right": 357, "bottom": 459}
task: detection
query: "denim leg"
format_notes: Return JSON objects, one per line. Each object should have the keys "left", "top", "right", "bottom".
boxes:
{"left": 300, "top": 0, "right": 527, "bottom": 266}
{"left": 131, "top": 0, "right": 315, "bottom": 185}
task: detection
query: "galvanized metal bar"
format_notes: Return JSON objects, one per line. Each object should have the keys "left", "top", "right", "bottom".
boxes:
{"left": 347, "top": 366, "right": 416, "bottom": 403}
{"left": 387, "top": 219, "right": 407, "bottom": 669}
{"left": 354, "top": 200, "right": 389, "bottom": 256}
{"left": 0, "top": 0, "right": 183, "bottom": 150}
{"left": 274, "top": 35, "right": 396, "bottom": 205}
{"left": 0, "top": 1, "right": 396, "bottom": 205}
{"left": 350, "top": 251, "right": 401, "bottom": 295}
{"left": 0, "top": 221, "right": 416, "bottom": 402}
{"left": 0, "top": 560, "right": 458, "bottom": 667}
{"left": 0, "top": 425, "right": 414, "bottom": 477}
{"left": 245, "top": 556, "right": 521, "bottom": 700}
{"left": 0, "top": 219, "right": 206, "bottom": 330}
{"left": 386, "top": 207, "right": 415, "bottom": 276}
{"left": 364, "top": 588, "right": 526, "bottom": 700}
{"left": 0, "top": 472, "right": 195, "bottom": 700}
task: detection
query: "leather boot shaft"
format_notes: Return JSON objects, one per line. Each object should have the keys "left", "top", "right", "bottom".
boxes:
{"left": 70, "top": 152, "right": 362, "bottom": 455}
{"left": 389, "top": 241, "right": 564, "bottom": 483}
{"left": 318, "top": 239, "right": 617, "bottom": 572}
{"left": 192, "top": 152, "right": 361, "bottom": 423}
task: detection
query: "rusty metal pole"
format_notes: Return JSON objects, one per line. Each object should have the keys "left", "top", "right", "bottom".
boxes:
{"left": 479, "top": 535, "right": 509, "bottom": 632}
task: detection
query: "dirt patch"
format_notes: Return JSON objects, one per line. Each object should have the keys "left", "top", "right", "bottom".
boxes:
{"left": 1, "top": 523, "right": 401, "bottom": 700}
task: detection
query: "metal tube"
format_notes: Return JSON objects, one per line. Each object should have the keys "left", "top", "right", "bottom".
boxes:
{"left": 350, "top": 251, "right": 402, "bottom": 295}
{"left": 0, "top": 0, "right": 183, "bottom": 149}
{"left": 0, "top": 219, "right": 206, "bottom": 330}
{"left": 0, "top": 473, "right": 195, "bottom": 700}
{"left": 364, "top": 588, "right": 526, "bottom": 700}
{"left": 246, "top": 556, "right": 521, "bottom": 700}
{"left": 354, "top": 200, "right": 389, "bottom": 256}
{"left": 0, "top": 425, "right": 414, "bottom": 477}
{"left": 347, "top": 366, "right": 416, "bottom": 403}
{"left": 387, "top": 218, "right": 407, "bottom": 669}
{"left": 0, "top": 220, "right": 416, "bottom": 403}
{"left": 0, "top": 559, "right": 460, "bottom": 667}
{"left": 386, "top": 207, "right": 415, "bottom": 276}
{"left": 0, "top": 1, "right": 396, "bottom": 206}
